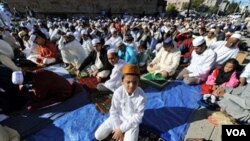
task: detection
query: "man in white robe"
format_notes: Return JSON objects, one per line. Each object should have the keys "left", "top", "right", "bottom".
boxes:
{"left": 205, "top": 28, "right": 217, "bottom": 47}
{"left": 209, "top": 33, "right": 240, "bottom": 66}
{"left": 81, "top": 30, "right": 93, "bottom": 56}
{"left": 177, "top": 36, "right": 216, "bottom": 85}
{"left": 97, "top": 48, "right": 126, "bottom": 92}
{"left": 105, "top": 28, "right": 122, "bottom": 48}
{"left": 147, "top": 37, "right": 181, "bottom": 79}
{"left": 58, "top": 33, "right": 87, "bottom": 70}
{"left": 0, "top": 39, "right": 20, "bottom": 71}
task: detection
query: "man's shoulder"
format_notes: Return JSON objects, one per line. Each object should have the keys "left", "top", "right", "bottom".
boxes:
{"left": 205, "top": 48, "right": 216, "bottom": 55}
{"left": 213, "top": 41, "right": 227, "bottom": 47}
{"left": 114, "top": 85, "right": 124, "bottom": 93}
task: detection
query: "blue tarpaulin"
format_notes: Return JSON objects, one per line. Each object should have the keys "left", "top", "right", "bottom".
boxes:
{"left": 25, "top": 81, "right": 201, "bottom": 141}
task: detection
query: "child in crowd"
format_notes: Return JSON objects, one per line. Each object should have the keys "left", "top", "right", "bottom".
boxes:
{"left": 137, "top": 41, "right": 151, "bottom": 74}
{"left": 95, "top": 64, "right": 146, "bottom": 141}
{"left": 201, "top": 58, "right": 239, "bottom": 104}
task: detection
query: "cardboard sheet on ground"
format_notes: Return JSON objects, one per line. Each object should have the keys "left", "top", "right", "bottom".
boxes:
{"left": 25, "top": 81, "right": 201, "bottom": 141}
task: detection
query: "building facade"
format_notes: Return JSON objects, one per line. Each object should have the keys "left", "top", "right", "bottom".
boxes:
{"left": 167, "top": 0, "right": 190, "bottom": 11}
{"left": 6, "top": 0, "right": 159, "bottom": 15}
{"left": 167, "top": 0, "right": 223, "bottom": 11}
{"left": 203, "top": 0, "right": 222, "bottom": 7}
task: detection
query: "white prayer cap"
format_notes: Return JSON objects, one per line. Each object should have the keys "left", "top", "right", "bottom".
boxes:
{"left": 210, "top": 24, "right": 216, "bottom": 28}
{"left": 110, "top": 28, "right": 117, "bottom": 33}
{"left": 81, "top": 30, "right": 88, "bottom": 35}
{"left": 66, "top": 32, "right": 73, "bottom": 36}
{"left": 192, "top": 36, "right": 205, "bottom": 47}
{"left": 161, "top": 26, "right": 169, "bottom": 33}
{"left": 12, "top": 71, "right": 24, "bottom": 85}
{"left": 47, "top": 22, "right": 52, "bottom": 28}
{"left": 107, "top": 48, "right": 117, "bottom": 54}
{"left": 231, "top": 33, "right": 241, "bottom": 40}
{"left": 92, "top": 38, "right": 100, "bottom": 45}
{"left": 29, "top": 34, "right": 36, "bottom": 42}
{"left": 209, "top": 28, "right": 216, "bottom": 33}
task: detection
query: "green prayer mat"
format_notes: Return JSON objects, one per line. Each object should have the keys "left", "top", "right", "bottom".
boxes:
{"left": 143, "top": 73, "right": 165, "bottom": 81}
{"left": 79, "top": 71, "right": 88, "bottom": 77}
{"left": 140, "top": 73, "right": 169, "bottom": 89}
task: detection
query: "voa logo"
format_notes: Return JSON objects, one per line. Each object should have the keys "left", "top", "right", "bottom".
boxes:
{"left": 226, "top": 129, "right": 247, "bottom": 136}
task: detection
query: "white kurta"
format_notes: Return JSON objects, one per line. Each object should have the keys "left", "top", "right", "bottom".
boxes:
{"left": 186, "top": 48, "right": 216, "bottom": 81}
{"left": 58, "top": 38, "right": 87, "bottom": 69}
{"left": 209, "top": 41, "right": 239, "bottom": 65}
{"left": 110, "top": 86, "right": 145, "bottom": 132}
{"left": 149, "top": 47, "right": 181, "bottom": 75}
{"left": 240, "top": 63, "right": 250, "bottom": 83}
{"left": 205, "top": 36, "right": 217, "bottom": 47}
{"left": 49, "top": 28, "right": 61, "bottom": 42}
{"left": 73, "top": 31, "right": 81, "bottom": 42}
{"left": 94, "top": 52, "right": 103, "bottom": 69}
{"left": 0, "top": 39, "right": 14, "bottom": 59}
{"left": 105, "top": 36, "right": 122, "bottom": 48}
{"left": 104, "top": 59, "right": 126, "bottom": 92}
{"left": 95, "top": 85, "right": 145, "bottom": 141}
{"left": 82, "top": 39, "right": 93, "bottom": 56}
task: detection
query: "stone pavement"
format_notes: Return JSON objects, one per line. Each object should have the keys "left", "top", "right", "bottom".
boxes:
{"left": 184, "top": 36, "right": 250, "bottom": 141}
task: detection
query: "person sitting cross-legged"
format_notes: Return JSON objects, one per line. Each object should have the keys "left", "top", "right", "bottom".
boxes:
{"left": 78, "top": 38, "right": 113, "bottom": 82}
{"left": 176, "top": 36, "right": 216, "bottom": 85}
{"left": 96, "top": 48, "right": 126, "bottom": 93}
{"left": 147, "top": 37, "right": 181, "bottom": 80}
{"left": 95, "top": 64, "right": 146, "bottom": 141}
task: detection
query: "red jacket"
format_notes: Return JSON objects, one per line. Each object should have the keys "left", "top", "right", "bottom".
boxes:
{"left": 38, "top": 42, "right": 58, "bottom": 59}
{"left": 21, "top": 69, "right": 72, "bottom": 110}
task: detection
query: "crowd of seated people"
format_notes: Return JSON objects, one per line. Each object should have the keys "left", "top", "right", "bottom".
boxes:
{"left": 1, "top": 14, "right": 250, "bottom": 141}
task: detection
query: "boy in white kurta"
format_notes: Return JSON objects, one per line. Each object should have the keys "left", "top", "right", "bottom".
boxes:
{"left": 95, "top": 64, "right": 146, "bottom": 141}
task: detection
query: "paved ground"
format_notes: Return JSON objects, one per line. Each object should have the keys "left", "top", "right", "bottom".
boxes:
{"left": 184, "top": 36, "right": 250, "bottom": 141}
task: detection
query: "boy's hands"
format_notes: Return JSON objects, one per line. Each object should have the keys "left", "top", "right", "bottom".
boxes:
{"left": 212, "top": 85, "right": 219, "bottom": 91}
{"left": 212, "top": 86, "right": 225, "bottom": 97}
{"left": 112, "top": 128, "right": 124, "bottom": 141}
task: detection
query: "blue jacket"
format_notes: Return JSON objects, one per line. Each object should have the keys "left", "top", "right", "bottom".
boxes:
{"left": 118, "top": 45, "right": 138, "bottom": 65}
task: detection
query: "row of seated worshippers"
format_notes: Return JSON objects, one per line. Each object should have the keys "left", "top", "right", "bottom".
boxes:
{"left": 0, "top": 15, "right": 240, "bottom": 77}
{"left": 0, "top": 20, "right": 249, "bottom": 141}
{"left": 0, "top": 16, "right": 247, "bottom": 126}
{"left": 0, "top": 25, "right": 243, "bottom": 109}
